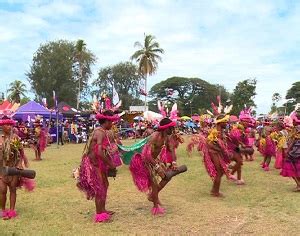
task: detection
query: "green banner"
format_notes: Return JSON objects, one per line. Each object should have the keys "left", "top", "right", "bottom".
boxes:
{"left": 118, "top": 138, "right": 149, "bottom": 165}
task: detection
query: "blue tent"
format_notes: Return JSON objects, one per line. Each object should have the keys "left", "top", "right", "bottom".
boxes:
{"left": 13, "top": 101, "right": 59, "bottom": 121}
{"left": 185, "top": 120, "right": 196, "bottom": 128}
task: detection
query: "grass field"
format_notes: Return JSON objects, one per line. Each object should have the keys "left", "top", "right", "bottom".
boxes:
{"left": 1, "top": 139, "right": 299, "bottom": 235}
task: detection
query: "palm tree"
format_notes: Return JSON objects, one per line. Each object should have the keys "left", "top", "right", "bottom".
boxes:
{"left": 7, "top": 80, "right": 27, "bottom": 103}
{"left": 75, "top": 39, "right": 86, "bottom": 110}
{"left": 272, "top": 92, "right": 282, "bottom": 104}
{"left": 131, "top": 34, "right": 164, "bottom": 109}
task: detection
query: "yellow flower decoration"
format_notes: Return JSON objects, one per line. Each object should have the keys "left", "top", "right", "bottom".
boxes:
{"left": 233, "top": 124, "right": 245, "bottom": 131}
{"left": 200, "top": 114, "right": 211, "bottom": 122}
{"left": 270, "top": 131, "right": 279, "bottom": 141}
{"left": 260, "top": 138, "right": 266, "bottom": 147}
{"left": 10, "top": 138, "right": 21, "bottom": 151}
{"left": 277, "top": 136, "right": 286, "bottom": 149}
{"left": 207, "top": 128, "right": 219, "bottom": 143}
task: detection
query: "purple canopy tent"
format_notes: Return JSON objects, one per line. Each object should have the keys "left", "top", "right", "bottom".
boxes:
{"left": 13, "top": 101, "right": 60, "bottom": 121}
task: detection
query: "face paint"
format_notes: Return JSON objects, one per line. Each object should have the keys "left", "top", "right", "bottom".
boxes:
{"left": 3, "top": 125, "right": 12, "bottom": 135}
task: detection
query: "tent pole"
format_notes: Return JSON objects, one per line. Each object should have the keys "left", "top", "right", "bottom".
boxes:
{"left": 56, "top": 111, "right": 59, "bottom": 149}
{"left": 49, "top": 110, "right": 52, "bottom": 125}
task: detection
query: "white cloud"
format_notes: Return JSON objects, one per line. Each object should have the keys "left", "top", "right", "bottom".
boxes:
{"left": 0, "top": 0, "right": 299, "bottom": 114}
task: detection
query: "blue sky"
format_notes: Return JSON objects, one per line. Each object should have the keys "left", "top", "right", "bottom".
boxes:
{"left": 0, "top": 0, "right": 300, "bottom": 114}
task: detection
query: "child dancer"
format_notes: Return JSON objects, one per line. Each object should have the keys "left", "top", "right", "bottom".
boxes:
{"left": 129, "top": 118, "right": 185, "bottom": 215}
{"left": 274, "top": 120, "right": 289, "bottom": 169}
{"left": 281, "top": 108, "right": 300, "bottom": 191}
{"left": 259, "top": 122, "right": 276, "bottom": 171}
{"left": 33, "top": 117, "right": 47, "bottom": 161}
{"left": 227, "top": 124, "right": 245, "bottom": 185}
{"left": 188, "top": 97, "right": 232, "bottom": 196}
{"left": 0, "top": 115, "right": 35, "bottom": 220}
{"left": 239, "top": 107, "right": 256, "bottom": 161}
{"left": 77, "top": 110, "right": 120, "bottom": 223}
{"left": 188, "top": 117, "right": 231, "bottom": 196}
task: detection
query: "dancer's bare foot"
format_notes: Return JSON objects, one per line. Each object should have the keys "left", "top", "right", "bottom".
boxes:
{"left": 105, "top": 210, "right": 115, "bottom": 215}
{"left": 236, "top": 179, "right": 245, "bottom": 185}
{"left": 210, "top": 192, "right": 224, "bottom": 198}
{"left": 293, "top": 186, "right": 300, "bottom": 192}
{"left": 147, "top": 194, "right": 162, "bottom": 205}
{"left": 229, "top": 174, "right": 237, "bottom": 181}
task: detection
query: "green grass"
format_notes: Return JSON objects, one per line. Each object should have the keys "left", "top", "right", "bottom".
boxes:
{"left": 1, "top": 139, "right": 300, "bottom": 235}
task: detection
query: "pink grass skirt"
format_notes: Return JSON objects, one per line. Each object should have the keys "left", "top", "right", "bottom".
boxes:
{"left": 262, "top": 138, "right": 276, "bottom": 157}
{"left": 160, "top": 146, "right": 173, "bottom": 164}
{"left": 281, "top": 159, "right": 300, "bottom": 177}
{"left": 274, "top": 150, "right": 283, "bottom": 169}
{"left": 77, "top": 155, "right": 108, "bottom": 200}
{"left": 129, "top": 153, "right": 151, "bottom": 192}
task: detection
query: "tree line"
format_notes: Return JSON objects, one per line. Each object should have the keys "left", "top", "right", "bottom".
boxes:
{"left": 1, "top": 36, "right": 299, "bottom": 115}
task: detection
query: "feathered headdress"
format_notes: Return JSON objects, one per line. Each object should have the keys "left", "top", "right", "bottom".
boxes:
{"left": 157, "top": 100, "right": 178, "bottom": 121}
{"left": 284, "top": 116, "right": 293, "bottom": 127}
{"left": 0, "top": 112, "right": 16, "bottom": 126}
{"left": 95, "top": 92, "right": 123, "bottom": 121}
{"left": 207, "top": 96, "right": 232, "bottom": 124}
{"left": 290, "top": 103, "right": 300, "bottom": 125}
{"left": 239, "top": 106, "right": 256, "bottom": 127}
{"left": 200, "top": 114, "right": 212, "bottom": 124}
{"left": 98, "top": 93, "right": 122, "bottom": 112}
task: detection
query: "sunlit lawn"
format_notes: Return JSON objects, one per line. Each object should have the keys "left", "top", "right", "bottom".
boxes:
{"left": 1, "top": 138, "right": 299, "bottom": 235}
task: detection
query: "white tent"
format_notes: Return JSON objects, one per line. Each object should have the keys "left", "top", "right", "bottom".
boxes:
{"left": 143, "top": 111, "right": 163, "bottom": 122}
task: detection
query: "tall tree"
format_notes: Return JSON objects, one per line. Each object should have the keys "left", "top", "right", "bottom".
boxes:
{"left": 0, "top": 93, "right": 4, "bottom": 103}
{"left": 231, "top": 79, "right": 257, "bottom": 115}
{"left": 284, "top": 81, "right": 300, "bottom": 114}
{"left": 130, "top": 34, "right": 164, "bottom": 109}
{"left": 27, "top": 40, "right": 96, "bottom": 108}
{"left": 7, "top": 80, "right": 27, "bottom": 103}
{"left": 74, "top": 39, "right": 96, "bottom": 109}
{"left": 149, "top": 76, "right": 229, "bottom": 115}
{"left": 270, "top": 92, "right": 282, "bottom": 113}
{"left": 93, "top": 62, "right": 143, "bottom": 110}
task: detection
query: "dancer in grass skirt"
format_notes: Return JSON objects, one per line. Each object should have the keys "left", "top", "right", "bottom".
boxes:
{"left": 129, "top": 118, "right": 184, "bottom": 215}
{"left": 0, "top": 115, "right": 35, "bottom": 220}
{"left": 32, "top": 116, "right": 47, "bottom": 161}
{"left": 188, "top": 98, "right": 232, "bottom": 197}
{"left": 259, "top": 122, "right": 276, "bottom": 171}
{"left": 281, "top": 107, "right": 300, "bottom": 191}
{"left": 77, "top": 110, "right": 120, "bottom": 223}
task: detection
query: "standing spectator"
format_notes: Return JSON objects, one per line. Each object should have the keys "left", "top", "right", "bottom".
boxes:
{"left": 71, "top": 120, "right": 78, "bottom": 143}
{"left": 58, "top": 121, "right": 64, "bottom": 145}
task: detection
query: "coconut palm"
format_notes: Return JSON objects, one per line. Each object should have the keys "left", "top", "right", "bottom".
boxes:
{"left": 75, "top": 39, "right": 86, "bottom": 109}
{"left": 131, "top": 34, "right": 164, "bottom": 109}
{"left": 272, "top": 92, "right": 282, "bottom": 104}
{"left": 7, "top": 80, "right": 27, "bottom": 103}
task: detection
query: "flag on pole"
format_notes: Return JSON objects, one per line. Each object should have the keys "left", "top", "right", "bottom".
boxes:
{"left": 112, "top": 83, "right": 119, "bottom": 106}
{"left": 42, "top": 98, "right": 47, "bottom": 108}
{"left": 139, "top": 80, "right": 148, "bottom": 96}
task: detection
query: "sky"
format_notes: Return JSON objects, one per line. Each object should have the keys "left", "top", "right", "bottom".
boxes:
{"left": 0, "top": 0, "right": 300, "bottom": 114}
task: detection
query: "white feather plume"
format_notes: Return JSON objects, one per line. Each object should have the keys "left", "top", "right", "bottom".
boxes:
{"left": 206, "top": 110, "right": 214, "bottom": 116}
{"left": 224, "top": 105, "right": 233, "bottom": 114}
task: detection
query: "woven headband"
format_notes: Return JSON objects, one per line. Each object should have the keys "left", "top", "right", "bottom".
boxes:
{"left": 158, "top": 121, "right": 176, "bottom": 131}
{"left": 0, "top": 119, "right": 16, "bottom": 126}
{"left": 96, "top": 113, "right": 120, "bottom": 121}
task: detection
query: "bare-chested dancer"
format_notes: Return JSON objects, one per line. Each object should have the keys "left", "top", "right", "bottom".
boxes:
{"left": 129, "top": 118, "right": 182, "bottom": 215}
{"left": 0, "top": 116, "right": 35, "bottom": 220}
{"left": 77, "top": 110, "right": 119, "bottom": 223}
